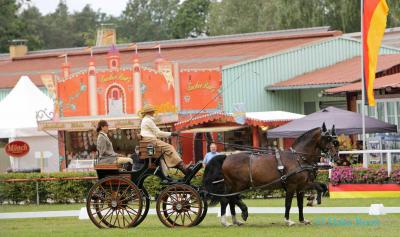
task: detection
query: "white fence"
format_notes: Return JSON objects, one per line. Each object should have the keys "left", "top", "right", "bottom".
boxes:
{"left": 338, "top": 149, "right": 400, "bottom": 176}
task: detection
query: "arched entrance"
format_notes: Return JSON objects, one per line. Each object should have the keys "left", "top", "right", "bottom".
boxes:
{"left": 106, "top": 85, "right": 125, "bottom": 115}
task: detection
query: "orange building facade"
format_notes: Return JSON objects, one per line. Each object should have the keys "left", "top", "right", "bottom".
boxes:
{"left": 47, "top": 46, "right": 222, "bottom": 168}
{"left": 58, "top": 48, "right": 221, "bottom": 117}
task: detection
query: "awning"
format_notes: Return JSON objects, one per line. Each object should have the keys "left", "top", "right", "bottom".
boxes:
{"left": 326, "top": 73, "right": 400, "bottom": 94}
{"left": 266, "top": 54, "right": 400, "bottom": 90}
{"left": 175, "top": 111, "right": 304, "bottom": 130}
{"left": 180, "top": 126, "right": 246, "bottom": 133}
{"left": 37, "top": 113, "right": 178, "bottom": 131}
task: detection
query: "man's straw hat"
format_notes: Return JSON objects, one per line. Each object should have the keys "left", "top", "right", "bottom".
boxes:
{"left": 139, "top": 104, "right": 157, "bottom": 117}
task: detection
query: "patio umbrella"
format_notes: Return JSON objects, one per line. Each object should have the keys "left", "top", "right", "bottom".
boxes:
{"left": 267, "top": 106, "right": 397, "bottom": 138}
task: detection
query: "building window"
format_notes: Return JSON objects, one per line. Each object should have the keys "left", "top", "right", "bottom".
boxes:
{"left": 357, "top": 98, "right": 400, "bottom": 132}
{"left": 377, "top": 102, "right": 385, "bottom": 122}
{"left": 387, "top": 101, "right": 396, "bottom": 125}
{"left": 397, "top": 101, "right": 400, "bottom": 129}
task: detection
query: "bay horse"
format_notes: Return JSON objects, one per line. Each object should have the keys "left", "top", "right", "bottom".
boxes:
{"left": 203, "top": 123, "right": 339, "bottom": 226}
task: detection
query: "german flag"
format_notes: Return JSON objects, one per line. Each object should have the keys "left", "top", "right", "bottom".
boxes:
{"left": 330, "top": 184, "right": 400, "bottom": 198}
{"left": 363, "top": 0, "right": 389, "bottom": 106}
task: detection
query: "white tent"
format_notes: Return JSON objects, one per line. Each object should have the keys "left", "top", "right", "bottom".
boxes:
{"left": 0, "top": 76, "right": 54, "bottom": 138}
{"left": 0, "top": 76, "right": 59, "bottom": 172}
{"left": 245, "top": 111, "right": 305, "bottom": 122}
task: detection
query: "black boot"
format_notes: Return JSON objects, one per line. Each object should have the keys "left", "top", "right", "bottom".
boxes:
{"left": 176, "top": 162, "right": 189, "bottom": 175}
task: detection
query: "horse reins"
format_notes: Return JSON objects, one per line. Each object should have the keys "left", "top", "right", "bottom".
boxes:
{"left": 203, "top": 162, "right": 316, "bottom": 197}
{"left": 203, "top": 146, "right": 324, "bottom": 197}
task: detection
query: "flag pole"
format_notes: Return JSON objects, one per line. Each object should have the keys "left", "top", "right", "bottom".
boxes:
{"left": 361, "top": 0, "right": 368, "bottom": 168}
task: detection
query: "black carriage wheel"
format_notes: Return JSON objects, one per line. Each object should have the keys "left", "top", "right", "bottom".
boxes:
{"left": 156, "top": 184, "right": 203, "bottom": 228}
{"left": 193, "top": 197, "right": 208, "bottom": 226}
{"left": 86, "top": 176, "right": 143, "bottom": 228}
{"left": 132, "top": 187, "right": 150, "bottom": 227}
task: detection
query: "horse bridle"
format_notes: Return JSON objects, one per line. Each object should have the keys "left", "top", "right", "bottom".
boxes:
{"left": 289, "top": 132, "right": 339, "bottom": 164}
{"left": 320, "top": 134, "right": 340, "bottom": 162}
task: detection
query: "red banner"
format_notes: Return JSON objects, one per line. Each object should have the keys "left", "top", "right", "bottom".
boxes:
{"left": 363, "top": 0, "right": 389, "bottom": 106}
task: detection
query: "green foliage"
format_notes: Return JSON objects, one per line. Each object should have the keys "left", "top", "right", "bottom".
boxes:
{"left": 171, "top": 0, "right": 210, "bottom": 38}
{"left": 208, "top": 0, "right": 278, "bottom": 35}
{"left": 0, "top": 0, "right": 23, "bottom": 52}
{"left": 0, "top": 1, "right": 108, "bottom": 52}
{"left": 119, "top": 0, "right": 179, "bottom": 42}
{"left": 0, "top": 172, "right": 96, "bottom": 204}
{"left": 0, "top": 169, "right": 330, "bottom": 204}
{"left": 207, "top": 0, "right": 400, "bottom": 35}
{"left": 2, "top": 0, "right": 400, "bottom": 53}
{"left": 387, "top": 0, "right": 400, "bottom": 28}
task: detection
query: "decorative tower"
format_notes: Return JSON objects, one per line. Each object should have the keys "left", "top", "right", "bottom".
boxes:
{"left": 95, "top": 23, "right": 116, "bottom": 47}
{"left": 88, "top": 58, "right": 98, "bottom": 116}
{"left": 61, "top": 61, "right": 70, "bottom": 80}
{"left": 132, "top": 53, "right": 142, "bottom": 114}
{"left": 107, "top": 44, "right": 120, "bottom": 70}
{"left": 173, "top": 62, "right": 181, "bottom": 111}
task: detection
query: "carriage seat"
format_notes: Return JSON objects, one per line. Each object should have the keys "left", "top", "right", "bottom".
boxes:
{"left": 94, "top": 163, "right": 122, "bottom": 170}
{"left": 138, "top": 137, "right": 163, "bottom": 159}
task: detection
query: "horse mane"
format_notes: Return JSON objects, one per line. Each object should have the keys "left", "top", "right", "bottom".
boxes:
{"left": 292, "top": 127, "right": 321, "bottom": 147}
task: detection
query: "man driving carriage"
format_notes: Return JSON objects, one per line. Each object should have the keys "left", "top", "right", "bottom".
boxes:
{"left": 139, "top": 104, "right": 191, "bottom": 175}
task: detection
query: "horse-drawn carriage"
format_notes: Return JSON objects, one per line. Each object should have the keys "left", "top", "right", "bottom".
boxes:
{"left": 86, "top": 139, "right": 208, "bottom": 228}
{"left": 86, "top": 123, "right": 339, "bottom": 228}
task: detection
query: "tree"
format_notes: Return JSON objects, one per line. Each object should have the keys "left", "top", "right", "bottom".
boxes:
{"left": 207, "top": 0, "right": 280, "bottom": 36}
{"left": 207, "top": 0, "right": 364, "bottom": 35}
{"left": 19, "top": 6, "right": 45, "bottom": 51}
{"left": 119, "top": 0, "right": 179, "bottom": 42}
{"left": 274, "top": 0, "right": 327, "bottom": 30}
{"left": 0, "top": 0, "right": 23, "bottom": 53}
{"left": 71, "top": 4, "right": 100, "bottom": 46}
{"left": 323, "top": 0, "right": 361, "bottom": 33}
{"left": 171, "top": 0, "right": 210, "bottom": 38}
{"left": 41, "top": 1, "right": 75, "bottom": 49}
{"left": 387, "top": 0, "right": 400, "bottom": 28}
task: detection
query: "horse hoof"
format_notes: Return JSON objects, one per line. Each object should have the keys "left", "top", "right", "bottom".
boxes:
{"left": 285, "top": 219, "right": 296, "bottom": 226}
{"left": 241, "top": 211, "right": 248, "bottom": 221}
{"left": 301, "top": 219, "right": 311, "bottom": 225}
{"left": 222, "top": 222, "right": 233, "bottom": 227}
{"left": 234, "top": 221, "right": 244, "bottom": 226}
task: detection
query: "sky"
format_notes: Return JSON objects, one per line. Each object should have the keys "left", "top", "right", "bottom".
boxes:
{"left": 26, "top": 0, "right": 130, "bottom": 16}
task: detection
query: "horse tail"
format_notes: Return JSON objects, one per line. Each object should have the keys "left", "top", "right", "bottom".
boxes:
{"left": 319, "top": 182, "right": 328, "bottom": 194}
{"left": 202, "top": 154, "right": 227, "bottom": 206}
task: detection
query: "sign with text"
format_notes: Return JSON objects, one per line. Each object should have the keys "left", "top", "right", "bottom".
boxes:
{"left": 5, "top": 141, "right": 30, "bottom": 157}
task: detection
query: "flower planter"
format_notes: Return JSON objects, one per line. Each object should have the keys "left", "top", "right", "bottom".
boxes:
{"left": 329, "top": 184, "right": 400, "bottom": 198}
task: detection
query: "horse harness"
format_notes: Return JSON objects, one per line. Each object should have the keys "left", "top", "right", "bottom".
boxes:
{"left": 246, "top": 148, "right": 319, "bottom": 191}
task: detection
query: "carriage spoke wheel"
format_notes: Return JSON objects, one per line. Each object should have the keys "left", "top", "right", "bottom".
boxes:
{"left": 86, "top": 176, "right": 143, "bottom": 228}
{"left": 193, "top": 197, "right": 208, "bottom": 226}
{"left": 132, "top": 187, "right": 150, "bottom": 227}
{"left": 156, "top": 184, "right": 202, "bottom": 228}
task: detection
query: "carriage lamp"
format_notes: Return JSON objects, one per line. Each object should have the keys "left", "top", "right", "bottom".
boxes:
{"left": 147, "top": 144, "right": 155, "bottom": 156}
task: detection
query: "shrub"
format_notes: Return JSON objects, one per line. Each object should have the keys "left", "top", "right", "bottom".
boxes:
{"left": 0, "top": 172, "right": 96, "bottom": 204}
{"left": 391, "top": 169, "right": 400, "bottom": 184}
{"left": 0, "top": 168, "right": 331, "bottom": 204}
{"left": 331, "top": 165, "right": 399, "bottom": 185}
